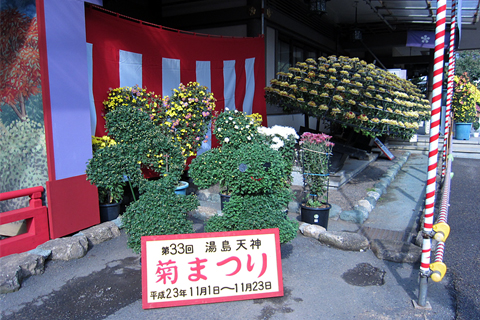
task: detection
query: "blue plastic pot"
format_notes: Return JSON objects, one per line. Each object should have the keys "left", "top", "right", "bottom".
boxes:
{"left": 175, "top": 181, "right": 189, "bottom": 195}
{"left": 455, "top": 123, "right": 472, "bottom": 140}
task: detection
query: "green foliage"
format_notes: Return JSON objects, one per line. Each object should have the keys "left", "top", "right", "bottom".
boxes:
{"left": 88, "top": 90, "right": 197, "bottom": 252}
{"left": 191, "top": 109, "right": 298, "bottom": 244}
{"left": 453, "top": 74, "right": 479, "bottom": 123}
{"left": 86, "top": 143, "right": 143, "bottom": 203}
{"left": 191, "top": 141, "right": 291, "bottom": 196}
{"left": 455, "top": 50, "right": 480, "bottom": 82}
{"left": 121, "top": 180, "right": 198, "bottom": 253}
{"left": 188, "top": 147, "right": 226, "bottom": 190}
{"left": 473, "top": 121, "right": 480, "bottom": 131}
{"left": 0, "top": 118, "right": 48, "bottom": 211}
{"left": 205, "top": 193, "right": 297, "bottom": 244}
{"left": 105, "top": 105, "right": 157, "bottom": 144}
{"left": 86, "top": 106, "right": 185, "bottom": 203}
{"left": 191, "top": 110, "right": 298, "bottom": 195}
{"left": 226, "top": 143, "right": 290, "bottom": 196}
{"left": 213, "top": 109, "right": 262, "bottom": 149}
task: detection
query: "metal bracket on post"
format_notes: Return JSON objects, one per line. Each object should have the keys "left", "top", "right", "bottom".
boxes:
{"left": 433, "top": 222, "right": 450, "bottom": 242}
{"left": 422, "top": 230, "right": 435, "bottom": 239}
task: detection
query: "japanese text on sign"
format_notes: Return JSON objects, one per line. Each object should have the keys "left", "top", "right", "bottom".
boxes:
{"left": 142, "top": 229, "right": 283, "bottom": 309}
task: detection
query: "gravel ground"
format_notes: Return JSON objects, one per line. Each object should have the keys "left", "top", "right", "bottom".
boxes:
{"left": 327, "top": 150, "right": 407, "bottom": 211}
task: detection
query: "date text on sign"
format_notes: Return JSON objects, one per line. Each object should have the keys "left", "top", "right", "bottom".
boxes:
{"left": 141, "top": 228, "right": 283, "bottom": 309}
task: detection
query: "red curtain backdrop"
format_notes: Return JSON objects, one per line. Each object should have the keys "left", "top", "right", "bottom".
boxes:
{"left": 85, "top": 6, "right": 266, "bottom": 138}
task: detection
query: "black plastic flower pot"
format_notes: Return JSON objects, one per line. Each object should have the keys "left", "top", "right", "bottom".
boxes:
{"left": 99, "top": 202, "right": 121, "bottom": 222}
{"left": 300, "top": 203, "right": 331, "bottom": 229}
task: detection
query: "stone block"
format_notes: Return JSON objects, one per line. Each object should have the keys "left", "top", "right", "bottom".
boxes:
{"left": 191, "top": 206, "right": 218, "bottom": 220}
{"left": 364, "top": 196, "right": 377, "bottom": 208}
{"left": 28, "top": 248, "right": 51, "bottom": 260}
{"left": 79, "top": 221, "right": 121, "bottom": 246}
{"left": 341, "top": 207, "right": 368, "bottom": 224}
{"left": 374, "top": 181, "right": 387, "bottom": 191}
{"left": 339, "top": 210, "right": 359, "bottom": 223}
{"left": 113, "top": 216, "right": 123, "bottom": 229}
{"left": 38, "top": 235, "right": 89, "bottom": 261}
{"left": 329, "top": 203, "right": 342, "bottom": 219}
{"left": 0, "top": 252, "right": 46, "bottom": 293}
{"left": 354, "top": 206, "right": 369, "bottom": 223}
{"left": 298, "top": 222, "right": 309, "bottom": 234}
{"left": 302, "top": 224, "right": 326, "bottom": 239}
{"left": 380, "top": 176, "right": 392, "bottom": 186}
{"left": 357, "top": 199, "right": 373, "bottom": 212}
{"left": 366, "top": 190, "right": 381, "bottom": 201}
{"left": 317, "top": 231, "right": 369, "bottom": 251}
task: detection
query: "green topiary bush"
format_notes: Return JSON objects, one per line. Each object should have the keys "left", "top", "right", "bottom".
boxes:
{"left": 190, "top": 110, "right": 298, "bottom": 244}
{"left": 204, "top": 192, "right": 297, "bottom": 244}
{"left": 86, "top": 102, "right": 198, "bottom": 252}
{"left": 121, "top": 179, "right": 198, "bottom": 253}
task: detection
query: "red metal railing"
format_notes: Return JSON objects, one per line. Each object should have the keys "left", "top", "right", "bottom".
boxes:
{"left": 0, "top": 186, "right": 50, "bottom": 258}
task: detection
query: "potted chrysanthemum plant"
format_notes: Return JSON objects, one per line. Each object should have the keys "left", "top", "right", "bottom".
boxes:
{"left": 299, "top": 132, "right": 335, "bottom": 229}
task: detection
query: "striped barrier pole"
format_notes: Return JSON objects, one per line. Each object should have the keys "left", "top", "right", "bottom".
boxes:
{"left": 442, "top": 0, "right": 457, "bottom": 178}
{"left": 417, "top": 0, "right": 447, "bottom": 308}
{"left": 430, "top": 138, "right": 453, "bottom": 283}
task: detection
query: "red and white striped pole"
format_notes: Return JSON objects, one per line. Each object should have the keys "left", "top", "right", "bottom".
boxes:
{"left": 442, "top": 0, "right": 457, "bottom": 178}
{"left": 418, "top": 0, "right": 447, "bottom": 308}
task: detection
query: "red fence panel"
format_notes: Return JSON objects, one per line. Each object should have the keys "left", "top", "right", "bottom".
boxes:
{"left": 0, "top": 187, "right": 50, "bottom": 258}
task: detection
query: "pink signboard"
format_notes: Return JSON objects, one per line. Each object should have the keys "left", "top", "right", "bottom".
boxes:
{"left": 141, "top": 229, "right": 283, "bottom": 309}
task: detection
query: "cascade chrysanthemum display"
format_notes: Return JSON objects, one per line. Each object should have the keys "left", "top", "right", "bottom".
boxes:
{"left": 265, "top": 55, "right": 431, "bottom": 139}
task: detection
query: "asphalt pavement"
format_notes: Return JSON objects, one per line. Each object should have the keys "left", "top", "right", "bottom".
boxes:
{"left": 444, "top": 157, "right": 480, "bottom": 320}
{"left": 1, "top": 146, "right": 461, "bottom": 320}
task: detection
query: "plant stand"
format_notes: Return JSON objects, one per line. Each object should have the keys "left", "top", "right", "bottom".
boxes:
{"left": 300, "top": 146, "right": 332, "bottom": 229}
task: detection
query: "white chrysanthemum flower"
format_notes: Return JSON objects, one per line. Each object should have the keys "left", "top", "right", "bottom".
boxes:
{"left": 271, "top": 125, "right": 299, "bottom": 139}
{"left": 224, "top": 137, "right": 230, "bottom": 143}
{"left": 257, "top": 126, "right": 268, "bottom": 135}
{"left": 271, "top": 137, "right": 284, "bottom": 150}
